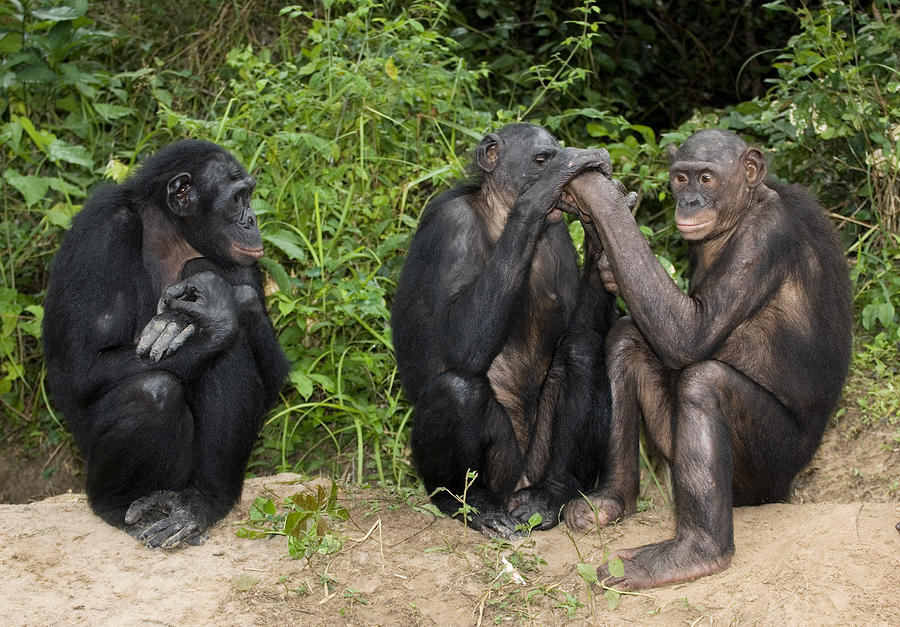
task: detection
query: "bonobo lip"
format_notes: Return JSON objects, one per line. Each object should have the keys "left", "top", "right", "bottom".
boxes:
{"left": 232, "top": 243, "right": 264, "bottom": 259}
{"left": 676, "top": 219, "right": 713, "bottom": 234}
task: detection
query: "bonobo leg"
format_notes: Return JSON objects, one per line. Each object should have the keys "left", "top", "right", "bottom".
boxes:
{"left": 597, "top": 359, "right": 800, "bottom": 590}
{"left": 506, "top": 314, "right": 611, "bottom": 529}
{"left": 84, "top": 372, "right": 195, "bottom": 540}
{"left": 411, "top": 371, "right": 525, "bottom": 539}
{"left": 564, "top": 317, "right": 669, "bottom": 530}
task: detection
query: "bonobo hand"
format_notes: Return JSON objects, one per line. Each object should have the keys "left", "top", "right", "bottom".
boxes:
{"left": 566, "top": 168, "right": 638, "bottom": 225}
{"left": 516, "top": 147, "right": 613, "bottom": 221}
{"left": 136, "top": 271, "right": 242, "bottom": 361}
{"left": 124, "top": 490, "right": 208, "bottom": 549}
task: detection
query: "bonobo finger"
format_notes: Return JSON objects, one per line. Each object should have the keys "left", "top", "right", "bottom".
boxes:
{"left": 163, "top": 297, "right": 203, "bottom": 317}
{"left": 159, "top": 521, "right": 202, "bottom": 549}
{"left": 625, "top": 191, "right": 638, "bottom": 209}
{"left": 136, "top": 318, "right": 168, "bottom": 357}
{"left": 596, "top": 148, "right": 613, "bottom": 178}
{"left": 141, "top": 518, "right": 183, "bottom": 548}
{"left": 472, "top": 512, "right": 525, "bottom": 540}
{"left": 165, "top": 323, "right": 196, "bottom": 356}
{"left": 149, "top": 320, "right": 183, "bottom": 363}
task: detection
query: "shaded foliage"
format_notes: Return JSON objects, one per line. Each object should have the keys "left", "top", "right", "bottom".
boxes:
{"left": 0, "top": 0, "right": 897, "bottom": 485}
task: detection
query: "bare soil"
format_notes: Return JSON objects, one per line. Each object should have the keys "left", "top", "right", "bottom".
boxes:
{"left": 1, "top": 409, "right": 898, "bottom": 625}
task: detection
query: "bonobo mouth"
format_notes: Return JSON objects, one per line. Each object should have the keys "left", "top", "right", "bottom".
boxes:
{"left": 675, "top": 219, "right": 713, "bottom": 234}
{"left": 231, "top": 242, "right": 264, "bottom": 261}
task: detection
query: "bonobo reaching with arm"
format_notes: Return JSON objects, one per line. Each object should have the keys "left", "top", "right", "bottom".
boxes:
{"left": 43, "top": 140, "right": 289, "bottom": 548}
{"left": 563, "top": 129, "right": 853, "bottom": 588}
{"left": 391, "top": 123, "right": 617, "bottom": 538}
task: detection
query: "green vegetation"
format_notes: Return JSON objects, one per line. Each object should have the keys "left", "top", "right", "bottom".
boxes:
{"left": 1, "top": 1, "right": 897, "bottom": 490}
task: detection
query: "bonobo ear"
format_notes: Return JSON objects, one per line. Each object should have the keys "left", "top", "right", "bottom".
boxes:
{"left": 476, "top": 133, "right": 502, "bottom": 173}
{"left": 743, "top": 148, "right": 767, "bottom": 188}
{"left": 167, "top": 172, "right": 194, "bottom": 216}
{"left": 666, "top": 143, "right": 679, "bottom": 165}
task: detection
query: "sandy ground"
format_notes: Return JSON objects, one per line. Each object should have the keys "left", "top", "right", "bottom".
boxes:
{"left": 2, "top": 407, "right": 899, "bottom": 625}
{"left": 0, "top": 473, "right": 898, "bottom": 626}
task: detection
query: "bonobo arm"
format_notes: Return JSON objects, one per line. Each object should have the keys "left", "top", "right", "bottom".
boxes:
{"left": 135, "top": 271, "right": 244, "bottom": 369}
{"left": 566, "top": 172, "right": 776, "bottom": 369}
{"left": 441, "top": 148, "right": 610, "bottom": 374}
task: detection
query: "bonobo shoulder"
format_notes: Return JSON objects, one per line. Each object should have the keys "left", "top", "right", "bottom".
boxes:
{"left": 417, "top": 187, "right": 482, "bottom": 235}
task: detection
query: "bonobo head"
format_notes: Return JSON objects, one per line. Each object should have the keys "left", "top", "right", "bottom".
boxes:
{"left": 131, "top": 140, "right": 263, "bottom": 267}
{"left": 666, "top": 129, "right": 767, "bottom": 242}
{"left": 473, "top": 123, "right": 565, "bottom": 212}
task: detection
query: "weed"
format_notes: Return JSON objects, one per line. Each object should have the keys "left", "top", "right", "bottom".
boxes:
{"left": 236, "top": 480, "right": 349, "bottom": 560}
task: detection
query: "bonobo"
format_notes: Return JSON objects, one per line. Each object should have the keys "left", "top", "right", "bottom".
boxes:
{"left": 391, "top": 123, "right": 616, "bottom": 538}
{"left": 43, "top": 140, "right": 288, "bottom": 548}
{"left": 563, "top": 129, "right": 853, "bottom": 588}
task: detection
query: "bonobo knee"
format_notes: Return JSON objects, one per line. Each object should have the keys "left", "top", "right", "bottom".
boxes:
{"left": 676, "top": 361, "right": 729, "bottom": 413}
{"left": 124, "top": 371, "right": 185, "bottom": 417}
{"left": 428, "top": 371, "right": 490, "bottom": 411}
{"left": 606, "top": 317, "right": 648, "bottom": 370}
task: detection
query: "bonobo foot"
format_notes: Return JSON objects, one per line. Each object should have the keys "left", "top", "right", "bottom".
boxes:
{"left": 124, "top": 490, "right": 208, "bottom": 549}
{"left": 506, "top": 485, "right": 564, "bottom": 531}
{"left": 469, "top": 511, "right": 525, "bottom": 540}
{"left": 595, "top": 537, "right": 733, "bottom": 591}
{"left": 562, "top": 491, "right": 633, "bottom": 532}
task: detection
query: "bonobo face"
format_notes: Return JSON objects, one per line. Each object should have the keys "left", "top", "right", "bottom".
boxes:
{"left": 201, "top": 155, "right": 262, "bottom": 266}
{"left": 169, "top": 153, "right": 262, "bottom": 267}
{"left": 668, "top": 130, "right": 765, "bottom": 242}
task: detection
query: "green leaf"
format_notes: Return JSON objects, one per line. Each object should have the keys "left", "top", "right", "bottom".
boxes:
{"left": 385, "top": 56, "right": 399, "bottom": 80}
{"left": 47, "top": 140, "right": 93, "bottom": 168}
{"left": 0, "top": 31, "right": 23, "bottom": 53}
{"left": 576, "top": 562, "right": 598, "bottom": 584}
{"left": 94, "top": 103, "right": 133, "bottom": 121}
{"left": 3, "top": 170, "right": 49, "bottom": 207}
{"left": 608, "top": 556, "right": 625, "bottom": 578}
{"left": 264, "top": 230, "right": 306, "bottom": 261}
{"left": 604, "top": 588, "right": 621, "bottom": 610}
{"left": 290, "top": 370, "right": 314, "bottom": 400}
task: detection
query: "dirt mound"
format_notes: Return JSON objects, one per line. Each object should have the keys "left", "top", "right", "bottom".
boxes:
{"left": 1, "top": 474, "right": 898, "bottom": 625}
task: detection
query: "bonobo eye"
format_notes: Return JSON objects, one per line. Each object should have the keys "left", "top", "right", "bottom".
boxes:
{"left": 232, "top": 192, "right": 241, "bottom": 203}
{"left": 700, "top": 173, "right": 713, "bottom": 184}
{"left": 673, "top": 173, "right": 688, "bottom": 185}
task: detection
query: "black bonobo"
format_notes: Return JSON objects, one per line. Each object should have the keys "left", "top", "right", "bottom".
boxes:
{"left": 391, "top": 123, "right": 617, "bottom": 538}
{"left": 562, "top": 129, "right": 853, "bottom": 588}
{"left": 43, "top": 140, "right": 289, "bottom": 548}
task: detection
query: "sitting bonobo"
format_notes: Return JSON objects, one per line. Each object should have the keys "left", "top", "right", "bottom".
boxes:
{"left": 392, "top": 123, "right": 617, "bottom": 538}
{"left": 563, "top": 129, "right": 852, "bottom": 589}
{"left": 43, "top": 140, "right": 288, "bottom": 548}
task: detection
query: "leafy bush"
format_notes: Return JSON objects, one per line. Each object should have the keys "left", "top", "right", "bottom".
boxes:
{"left": 1, "top": 0, "right": 896, "bottom": 485}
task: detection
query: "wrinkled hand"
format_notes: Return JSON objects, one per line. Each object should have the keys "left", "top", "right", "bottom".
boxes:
{"left": 566, "top": 168, "right": 638, "bottom": 225}
{"left": 136, "top": 313, "right": 196, "bottom": 362}
{"left": 136, "top": 271, "right": 241, "bottom": 360}
{"left": 125, "top": 490, "right": 207, "bottom": 549}
{"left": 517, "top": 147, "right": 613, "bottom": 221}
